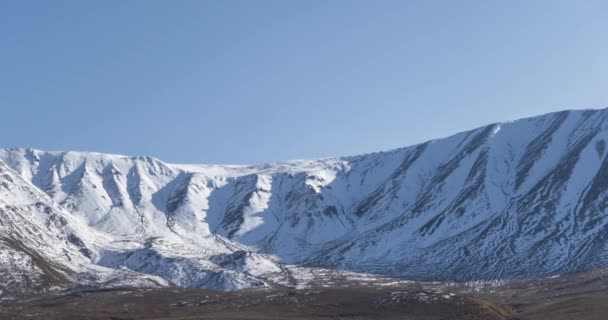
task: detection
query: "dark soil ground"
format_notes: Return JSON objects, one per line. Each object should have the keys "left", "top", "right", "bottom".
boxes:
{"left": 0, "top": 286, "right": 507, "bottom": 320}
{"left": 477, "top": 268, "right": 608, "bottom": 320}
{"left": 2, "top": 269, "right": 608, "bottom": 319}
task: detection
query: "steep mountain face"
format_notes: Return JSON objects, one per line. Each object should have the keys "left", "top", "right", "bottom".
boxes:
{"left": 3, "top": 108, "right": 608, "bottom": 290}
{"left": 0, "top": 160, "right": 174, "bottom": 294}
{"left": 0, "top": 153, "right": 287, "bottom": 292}
{"left": 0, "top": 160, "right": 95, "bottom": 293}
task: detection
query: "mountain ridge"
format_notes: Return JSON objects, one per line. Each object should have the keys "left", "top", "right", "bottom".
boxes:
{"left": 5, "top": 107, "right": 604, "bottom": 167}
{"left": 3, "top": 107, "right": 608, "bottom": 292}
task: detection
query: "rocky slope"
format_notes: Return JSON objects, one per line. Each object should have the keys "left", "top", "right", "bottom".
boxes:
{"left": 3, "top": 108, "right": 608, "bottom": 291}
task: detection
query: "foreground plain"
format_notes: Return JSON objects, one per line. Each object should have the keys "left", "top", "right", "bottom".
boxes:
{"left": 2, "top": 268, "right": 608, "bottom": 320}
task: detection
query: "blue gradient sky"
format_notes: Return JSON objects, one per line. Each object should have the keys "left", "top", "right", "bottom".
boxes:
{"left": 2, "top": 1, "right": 608, "bottom": 164}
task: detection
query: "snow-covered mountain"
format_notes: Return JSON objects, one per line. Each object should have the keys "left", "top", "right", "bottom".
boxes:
{"left": 3, "top": 108, "right": 608, "bottom": 291}
{"left": 0, "top": 159, "right": 171, "bottom": 294}
{"left": 0, "top": 159, "right": 93, "bottom": 293}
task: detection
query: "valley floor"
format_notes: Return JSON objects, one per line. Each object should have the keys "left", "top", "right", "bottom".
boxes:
{"left": 2, "top": 268, "right": 608, "bottom": 320}
{"left": 0, "top": 286, "right": 504, "bottom": 320}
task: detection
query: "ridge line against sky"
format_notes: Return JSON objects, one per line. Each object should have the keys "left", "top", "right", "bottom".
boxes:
{"left": 3, "top": 106, "right": 605, "bottom": 166}
{"left": 1, "top": 0, "right": 608, "bottom": 164}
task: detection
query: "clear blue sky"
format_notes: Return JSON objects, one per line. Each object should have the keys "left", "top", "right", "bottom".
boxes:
{"left": 1, "top": 1, "right": 608, "bottom": 164}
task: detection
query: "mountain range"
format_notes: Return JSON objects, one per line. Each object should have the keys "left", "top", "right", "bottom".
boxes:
{"left": 3, "top": 108, "right": 608, "bottom": 293}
